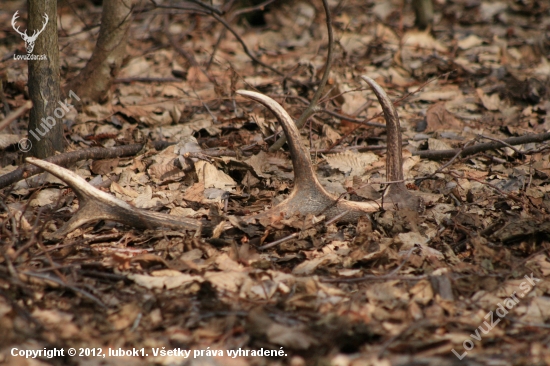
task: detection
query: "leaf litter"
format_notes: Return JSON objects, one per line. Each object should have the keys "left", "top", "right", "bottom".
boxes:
{"left": 1, "top": 0, "right": 550, "bottom": 365}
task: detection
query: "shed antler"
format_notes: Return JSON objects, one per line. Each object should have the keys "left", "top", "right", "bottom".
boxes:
{"left": 25, "top": 77, "right": 422, "bottom": 237}
{"left": 25, "top": 157, "right": 204, "bottom": 237}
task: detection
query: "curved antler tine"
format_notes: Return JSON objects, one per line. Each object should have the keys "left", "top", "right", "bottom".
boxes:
{"left": 361, "top": 76, "right": 424, "bottom": 212}
{"left": 236, "top": 90, "right": 382, "bottom": 223}
{"left": 361, "top": 76, "right": 403, "bottom": 185}
{"left": 26, "top": 157, "right": 202, "bottom": 237}
{"left": 236, "top": 90, "right": 322, "bottom": 193}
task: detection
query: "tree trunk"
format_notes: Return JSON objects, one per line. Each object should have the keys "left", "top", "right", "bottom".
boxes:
{"left": 66, "top": 0, "right": 134, "bottom": 103}
{"left": 28, "top": 0, "right": 64, "bottom": 158}
{"left": 412, "top": 0, "right": 434, "bottom": 30}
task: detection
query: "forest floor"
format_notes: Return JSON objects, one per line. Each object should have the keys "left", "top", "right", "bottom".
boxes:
{"left": 1, "top": 0, "right": 550, "bottom": 365}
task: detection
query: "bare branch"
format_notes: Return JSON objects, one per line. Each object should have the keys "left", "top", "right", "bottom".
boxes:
{"left": 414, "top": 132, "right": 550, "bottom": 160}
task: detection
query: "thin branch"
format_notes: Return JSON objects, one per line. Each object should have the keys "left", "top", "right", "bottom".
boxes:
{"left": 22, "top": 271, "right": 107, "bottom": 309}
{"left": 0, "top": 144, "right": 144, "bottom": 189}
{"left": 207, "top": 0, "right": 278, "bottom": 69}
{"left": 258, "top": 232, "right": 298, "bottom": 250}
{"left": 184, "top": 0, "right": 223, "bottom": 15}
{"left": 415, "top": 138, "right": 478, "bottom": 183}
{"left": 447, "top": 170, "right": 523, "bottom": 204}
{"left": 275, "top": 94, "right": 387, "bottom": 128}
{"left": 415, "top": 132, "right": 550, "bottom": 160}
{"left": 322, "top": 247, "right": 420, "bottom": 283}
{"left": 210, "top": 12, "right": 285, "bottom": 77}
{"left": 114, "top": 77, "right": 181, "bottom": 83}
{"left": 257, "top": 209, "right": 350, "bottom": 250}
{"left": 479, "top": 134, "right": 523, "bottom": 155}
{"left": 0, "top": 101, "right": 33, "bottom": 133}
{"left": 153, "top": 0, "right": 300, "bottom": 82}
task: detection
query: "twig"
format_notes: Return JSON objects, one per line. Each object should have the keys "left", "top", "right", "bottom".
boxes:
{"left": 153, "top": 1, "right": 301, "bottom": 82}
{"left": 0, "top": 101, "right": 33, "bottom": 133}
{"left": 231, "top": 0, "right": 278, "bottom": 17}
{"left": 207, "top": 0, "right": 278, "bottom": 69}
{"left": 184, "top": 0, "right": 223, "bottom": 15}
{"left": 320, "top": 108, "right": 387, "bottom": 128}
{"left": 447, "top": 171, "right": 523, "bottom": 203}
{"left": 210, "top": 12, "right": 286, "bottom": 78}
{"left": 194, "top": 91, "right": 218, "bottom": 122}
{"left": 167, "top": 31, "right": 198, "bottom": 67}
{"left": 274, "top": 94, "right": 387, "bottom": 128}
{"left": 257, "top": 209, "right": 350, "bottom": 250}
{"left": 114, "top": 77, "right": 181, "bottom": 83}
{"left": 322, "top": 274, "right": 429, "bottom": 283}
{"left": 325, "top": 210, "right": 350, "bottom": 225}
{"left": 415, "top": 132, "right": 550, "bottom": 160}
{"left": 479, "top": 134, "right": 523, "bottom": 155}
{"left": 269, "top": 0, "right": 334, "bottom": 152}
{"left": 0, "top": 144, "right": 144, "bottom": 189}
{"left": 22, "top": 271, "right": 107, "bottom": 309}
{"left": 258, "top": 232, "right": 298, "bottom": 250}
{"left": 322, "top": 247, "right": 420, "bottom": 283}
{"left": 35, "top": 240, "right": 67, "bottom": 283}
{"left": 151, "top": 1, "right": 220, "bottom": 14}
{"left": 415, "top": 138, "right": 478, "bottom": 183}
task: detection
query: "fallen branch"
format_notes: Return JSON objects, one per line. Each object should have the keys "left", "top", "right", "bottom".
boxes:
{"left": 22, "top": 271, "right": 107, "bottom": 309}
{"left": 414, "top": 132, "right": 550, "bottom": 160}
{"left": 0, "top": 101, "right": 33, "bottom": 133}
{"left": 0, "top": 144, "right": 144, "bottom": 189}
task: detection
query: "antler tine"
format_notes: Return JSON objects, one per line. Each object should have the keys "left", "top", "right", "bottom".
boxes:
{"left": 25, "top": 157, "right": 203, "bottom": 238}
{"left": 236, "top": 90, "right": 380, "bottom": 223}
{"left": 361, "top": 76, "right": 424, "bottom": 211}
{"left": 236, "top": 90, "right": 321, "bottom": 193}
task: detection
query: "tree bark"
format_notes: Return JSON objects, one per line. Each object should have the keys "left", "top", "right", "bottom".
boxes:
{"left": 412, "top": 0, "right": 434, "bottom": 30}
{"left": 66, "top": 0, "right": 134, "bottom": 103}
{"left": 28, "top": 0, "right": 64, "bottom": 158}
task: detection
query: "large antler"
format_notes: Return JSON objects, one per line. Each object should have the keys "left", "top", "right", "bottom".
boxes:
{"left": 25, "top": 77, "right": 423, "bottom": 237}
{"left": 25, "top": 157, "right": 203, "bottom": 237}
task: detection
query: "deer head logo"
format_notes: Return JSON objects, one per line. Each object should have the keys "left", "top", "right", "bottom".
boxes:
{"left": 12, "top": 11, "right": 49, "bottom": 54}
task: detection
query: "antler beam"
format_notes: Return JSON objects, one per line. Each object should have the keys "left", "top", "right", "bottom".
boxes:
{"left": 25, "top": 157, "right": 204, "bottom": 238}
{"left": 25, "top": 77, "right": 422, "bottom": 237}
